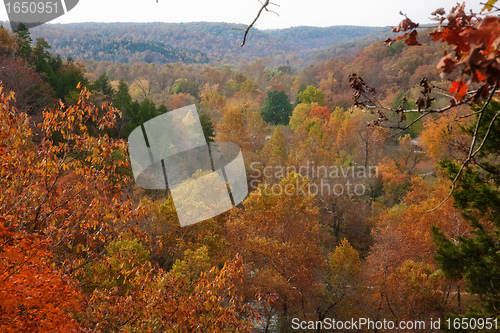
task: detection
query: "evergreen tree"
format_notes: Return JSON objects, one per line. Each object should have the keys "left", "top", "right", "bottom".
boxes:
{"left": 14, "top": 23, "right": 32, "bottom": 61}
{"left": 433, "top": 99, "right": 500, "bottom": 318}
{"left": 11, "top": 31, "right": 87, "bottom": 102}
{"left": 120, "top": 97, "right": 159, "bottom": 139}
{"left": 199, "top": 113, "right": 215, "bottom": 143}
{"left": 138, "top": 98, "right": 158, "bottom": 121}
{"left": 91, "top": 73, "right": 115, "bottom": 97}
{"left": 157, "top": 104, "right": 168, "bottom": 114}
{"left": 32, "top": 38, "right": 52, "bottom": 72}
{"left": 114, "top": 81, "right": 133, "bottom": 114}
{"left": 260, "top": 90, "right": 293, "bottom": 125}
{"left": 114, "top": 80, "right": 133, "bottom": 138}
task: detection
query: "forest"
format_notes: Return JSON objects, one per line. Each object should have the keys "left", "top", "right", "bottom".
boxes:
{"left": 0, "top": 1, "right": 500, "bottom": 332}
{"left": 25, "top": 22, "right": 389, "bottom": 65}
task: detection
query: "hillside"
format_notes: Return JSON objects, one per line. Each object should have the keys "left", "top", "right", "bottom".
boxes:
{"left": 2, "top": 1, "right": 500, "bottom": 329}
{"left": 27, "top": 22, "right": 390, "bottom": 65}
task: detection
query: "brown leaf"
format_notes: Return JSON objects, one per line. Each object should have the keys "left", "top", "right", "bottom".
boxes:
{"left": 385, "top": 38, "right": 396, "bottom": 45}
{"left": 393, "top": 16, "right": 419, "bottom": 33}
{"left": 404, "top": 30, "right": 421, "bottom": 46}
{"left": 431, "top": 8, "right": 446, "bottom": 16}
{"left": 436, "top": 52, "right": 459, "bottom": 75}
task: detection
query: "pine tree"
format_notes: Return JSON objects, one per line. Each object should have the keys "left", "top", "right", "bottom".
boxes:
{"left": 91, "top": 73, "right": 115, "bottom": 97}
{"left": 260, "top": 90, "right": 293, "bottom": 125}
{"left": 199, "top": 113, "right": 215, "bottom": 143}
{"left": 433, "top": 99, "right": 500, "bottom": 318}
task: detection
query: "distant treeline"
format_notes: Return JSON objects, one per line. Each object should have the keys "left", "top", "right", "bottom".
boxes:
{"left": 25, "top": 22, "right": 390, "bottom": 65}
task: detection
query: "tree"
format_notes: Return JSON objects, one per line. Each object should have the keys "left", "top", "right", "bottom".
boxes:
{"left": 261, "top": 89, "right": 293, "bottom": 125}
{"left": 158, "top": 252, "right": 256, "bottom": 332}
{"left": 171, "top": 77, "right": 199, "bottom": 98}
{"left": 113, "top": 80, "right": 134, "bottom": 138}
{"left": 90, "top": 73, "right": 115, "bottom": 97}
{"left": 157, "top": 104, "right": 168, "bottom": 114}
{"left": 200, "top": 113, "right": 215, "bottom": 143}
{"left": 259, "top": 126, "right": 288, "bottom": 180}
{"left": 433, "top": 99, "right": 500, "bottom": 319}
{"left": 0, "top": 55, "right": 55, "bottom": 115}
{"left": 289, "top": 102, "right": 319, "bottom": 130}
{"left": 121, "top": 96, "right": 159, "bottom": 139}
{"left": 12, "top": 31, "right": 87, "bottom": 102}
{"left": 298, "top": 85, "right": 326, "bottom": 106}
{"left": 0, "top": 223, "right": 83, "bottom": 332}
{"left": 316, "top": 239, "right": 363, "bottom": 324}
{"left": 14, "top": 23, "right": 32, "bottom": 61}
{"left": 215, "top": 106, "right": 250, "bottom": 151}
{"left": 0, "top": 84, "right": 135, "bottom": 331}
{"left": 366, "top": 178, "right": 470, "bottom": 322}
{"left": 309, "top": 106, "right": 330, "bottom": 121}
{"left": 420, "top": 106, "right": 472, "bottom": 161}
{"left": 216, "top": 96, "right": 266, "bottom": 154}
{"left": 200, "top": 82, "right": 226, "bottom": 124}
{"left": 227, "top": 173, "right": 324, "bottom": 332}
{"left": 0, "top": 27, "right": 18, "bottom": 56}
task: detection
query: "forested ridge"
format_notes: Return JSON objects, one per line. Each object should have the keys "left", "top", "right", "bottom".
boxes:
{"left": 23, "top": 22, "right": 390, "bottom": 65}
{"left": 1, "top": 1, "right": 500, "bottom": 332}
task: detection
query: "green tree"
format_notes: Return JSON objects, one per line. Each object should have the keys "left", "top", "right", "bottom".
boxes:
{"left": 261, "top": 89, "right": 293, "bottom": 125}
{"left": 157, "top": 104, "right": 168, "bottom": 114}
{"left": 14, "top": 23, "right": 32, "bottom": 61}
{"left": 90, "top": 73, "right": 115, "bottom": 97}
{"left": 138, "top": 98, "right": 158, "bottom": 122}
{"left": 433, "top": 99, "right": 500, "bottom": 319}
{"left": 121, "top": 97, "right": 159, "bottom": 139}
{"left": 32, "top": 38, "right": 52, "bottom": 71}
{"left": 200, "top": 113, "right": 215, "bottom": 143}
{"left": 13, "top": 32, "right": 86, "bottom": 102}
{"left": 171, "top": 78, "right": 199, "bottom": 98}
{"left": 114, "top": 80, "right": 133, "bottom": 114}
{"left": 298, "top": 85, "right": 325, "bottom": 106}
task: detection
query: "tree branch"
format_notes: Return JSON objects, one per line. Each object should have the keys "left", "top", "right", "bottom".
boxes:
{"left": 428, "top": 83, "right": 499, "bottom": 212}
{"left": 240, "top": 0, "right": 280, "bottom": 46}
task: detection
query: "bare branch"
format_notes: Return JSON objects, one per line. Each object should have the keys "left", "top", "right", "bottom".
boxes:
{"left": 240, "top": 0, "right": 280, "bottom": 47}
{"left": 455, "top": 109, "right": 484, "bottom": 120}
{"left": 365, "top": 101, "right": 468, "bottom": 142}
{"left": 428, "top": 83, "right": 499, "bottom": 212}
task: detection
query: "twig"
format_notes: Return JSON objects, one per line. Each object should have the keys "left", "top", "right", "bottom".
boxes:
{"left": 428, "top": 83, "right": 498, "bottom": 212}
{"left": 367, "top": 101, "right": 467, "bottom": 142}
{"left": 240, "top": 0, "right": 280, "bottom": 46}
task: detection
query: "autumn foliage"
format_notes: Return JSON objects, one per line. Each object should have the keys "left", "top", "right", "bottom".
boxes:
{"left": 2, "top": 0, "right": 500, "bottom": 329}
{"left": 388, "top": 2, "right": 500, "bottom": 102}
{"left": 0, "top": 85, "right": 254, "bottom": 332}
{"left": 0, "top": 83, "right": 132, "bottom": 331}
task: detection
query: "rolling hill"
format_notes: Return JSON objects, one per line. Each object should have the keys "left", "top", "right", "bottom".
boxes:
{"left": 27, "top": 22, "right": 391, "bottom": 65}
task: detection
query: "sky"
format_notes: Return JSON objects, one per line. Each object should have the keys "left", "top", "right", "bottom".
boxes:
{"left": 0, "top": 0, "right": 485, "bottom": 30}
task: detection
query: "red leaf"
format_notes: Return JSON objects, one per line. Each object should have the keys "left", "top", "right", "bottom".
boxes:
{"left": 450, "top": 80, "right": 468, "bottom": 100}
{"left": 404, "top": 30, "right": 421, "bottom": 46}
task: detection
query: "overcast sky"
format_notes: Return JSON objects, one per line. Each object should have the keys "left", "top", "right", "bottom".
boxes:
{"left": 1, "top": 0, "right": 484, "bottom": 29}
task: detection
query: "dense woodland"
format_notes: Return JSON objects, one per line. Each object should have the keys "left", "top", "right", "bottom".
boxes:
{"left": 24, "top": 22, "right": 389, "bottom": 65}
{"left": 1, "top": 1, "right": 500, "bottom": 332}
